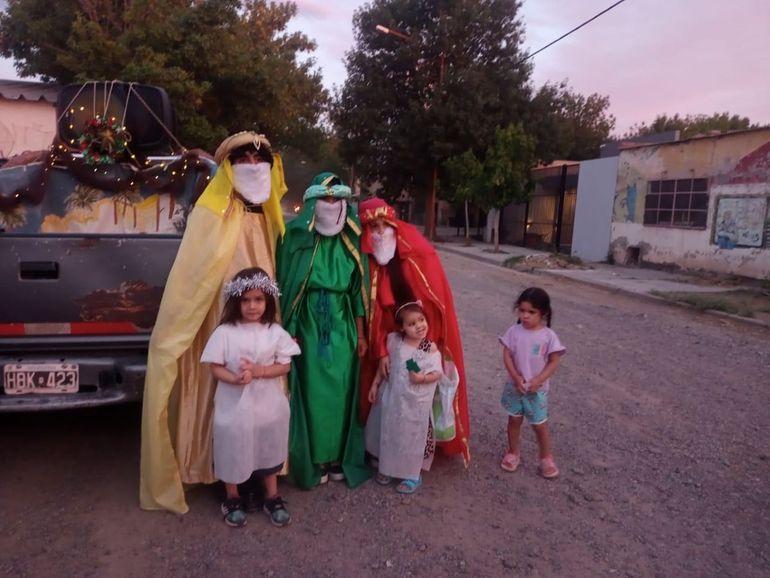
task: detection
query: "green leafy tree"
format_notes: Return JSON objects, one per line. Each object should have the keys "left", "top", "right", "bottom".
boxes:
{"left": 0, "top": 0, "right": 78, "bottom": 81}
{"left": 0, "top": 0, "right": 328, "bottom": 152}
{"left": 333, "top": 0, "right": 532, "bottom": 221}
{"left": 444, "top": 149, "right": 482, "bottom": 244}
{"left": 528, "top": 81, "right": 615, "bottom": 162}
{"left": 446, "top": 123, "right": 535, "bottom": 252}
{"left": 624, "top": 113, "right": 761, "bottom": 140}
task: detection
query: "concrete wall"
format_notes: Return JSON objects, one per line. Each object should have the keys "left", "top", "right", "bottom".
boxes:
{"left": 572, "top": 156, "right": 618, "bottom": 262}
{"left": 610, "top": 129, "right": 770, "bottom": 279}
{"left": 0, "top": 99, "right": 56, "bottom": 158}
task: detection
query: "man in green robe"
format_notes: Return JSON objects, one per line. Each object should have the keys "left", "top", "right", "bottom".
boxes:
{"left": 277, "top": 173, "right": 371, "bottom": 489}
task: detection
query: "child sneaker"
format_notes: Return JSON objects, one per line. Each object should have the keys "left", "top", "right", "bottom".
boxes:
{"left": 221, "top": 497, "right": 247, "bottom": 528}
{"left": 263, "top": 496, "right": 291, "bottom": 527}
{"left": 539, "top": 457, "right": 559, "bottom": 479}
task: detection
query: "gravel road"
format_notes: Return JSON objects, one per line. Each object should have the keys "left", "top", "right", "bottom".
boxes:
{"left": 2, "top": 251, "right": 768, "bottom": 577}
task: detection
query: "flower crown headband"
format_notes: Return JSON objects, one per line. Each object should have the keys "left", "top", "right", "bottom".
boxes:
{"left": 223, "top": 273, "right": 281, "bottom": 299}
{"left": 395, "top": 299, "right": 424, "bottom": 319}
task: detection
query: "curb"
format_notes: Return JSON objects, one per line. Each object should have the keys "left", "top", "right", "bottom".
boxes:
{"left": 436, "top": 244, "right": 770, "bottom": 331}
{"left": 434, "top": 243, "right": 513, "bottom": 268}
{"left": 542, "top": 270, "right": 770, "bottom": 330}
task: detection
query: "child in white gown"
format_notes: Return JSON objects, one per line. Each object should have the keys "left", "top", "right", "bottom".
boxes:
{"left": 365, "top": 301, "right": 443, "bottom": 494}
{"left": 201, "top": 267, "right": 300, "bottom": 527}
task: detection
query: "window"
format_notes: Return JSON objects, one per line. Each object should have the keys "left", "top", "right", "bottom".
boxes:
{"left": 643, "top": 178, "right": 709, "bottom": 228}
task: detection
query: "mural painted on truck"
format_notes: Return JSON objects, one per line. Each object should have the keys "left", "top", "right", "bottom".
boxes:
{"left": 0, "top": 163, "right": 194, "bottom": 234}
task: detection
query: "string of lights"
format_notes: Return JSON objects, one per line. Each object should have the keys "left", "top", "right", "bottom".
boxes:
{"left": 0, "top": 81, "right": 210, "bottom": 215}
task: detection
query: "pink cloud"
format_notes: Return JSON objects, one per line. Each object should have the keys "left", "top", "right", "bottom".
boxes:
{"left": 520, "top": 0, "right": 770, "bottom": 134}
{"left": 292, "top": 0, "right": 335, "bottom": 18}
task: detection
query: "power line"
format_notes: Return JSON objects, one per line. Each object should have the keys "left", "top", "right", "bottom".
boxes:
{"left": 517, "top": 0, "right": 629, "bottom": 66}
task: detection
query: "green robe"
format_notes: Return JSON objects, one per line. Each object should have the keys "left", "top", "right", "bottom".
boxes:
{"left": 277, "top": 202, "right": 371, "bottom": 489}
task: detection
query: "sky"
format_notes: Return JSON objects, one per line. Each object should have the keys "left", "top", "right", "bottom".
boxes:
{"left": 2, "top": 0, "right": 769, "bottom": 136}
{"left": 285, "top": 0, "right": 770, "bottom": 135}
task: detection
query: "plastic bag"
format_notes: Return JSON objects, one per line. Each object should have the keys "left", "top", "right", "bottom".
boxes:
{"left": 432, "top": 360, "right": 459, "bottom": 442}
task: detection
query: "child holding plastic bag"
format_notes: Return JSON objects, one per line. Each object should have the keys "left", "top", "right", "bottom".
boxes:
{"left": 365, "top": 300, "right": 456, "bottom": 494}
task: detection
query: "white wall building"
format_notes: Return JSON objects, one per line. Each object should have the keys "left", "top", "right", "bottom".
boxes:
{"left": 609, "top": 128, "right": 770, "bottom": 280}
{"left": 0, "top": 80, "right": 58, "bottom": 159}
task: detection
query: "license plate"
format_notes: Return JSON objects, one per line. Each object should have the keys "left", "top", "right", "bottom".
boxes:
{"left": 3, "top": 363, "right": 79, "bottom": 395}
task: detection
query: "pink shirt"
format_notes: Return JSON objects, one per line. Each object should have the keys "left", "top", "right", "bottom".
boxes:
{"left": 499, "top": 324, "right": 565, "bottom": 392}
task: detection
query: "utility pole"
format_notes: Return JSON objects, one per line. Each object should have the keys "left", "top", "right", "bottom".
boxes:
{"left": 423, "top": 52, "right": 444, "bottom": 242}
{"left": 375, "top": 24, "right": 443, "bottom": 241}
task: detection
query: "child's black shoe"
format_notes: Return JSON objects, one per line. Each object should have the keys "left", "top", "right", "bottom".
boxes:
{"left": 263, "top": 496, "right": 291, "bottom": 527}
{"left": 221, "top": 497, "right": 247, "bottom": 528}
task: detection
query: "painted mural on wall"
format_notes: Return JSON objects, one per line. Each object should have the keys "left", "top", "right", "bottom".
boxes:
{"left": 610, "top": 129, "right": 770, "bottom": 279}
{"left": 613, "top": 148, "right": 665, "bottom": 223}
{"left": 613, "top": 183, "right": 640, "bottom": 223}
{"left": 711, "top": 138, "right": 770, "bottom": 250}
{"left": 713, "top": 197, "right": 767, "bottom": 248}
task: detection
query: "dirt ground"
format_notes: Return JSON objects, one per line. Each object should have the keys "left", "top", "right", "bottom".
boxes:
{"left": 2, "top": 252, "right": 769, "bottom": 577}
{"left": 503, "top": 253, "right": 589, "bottom": 272}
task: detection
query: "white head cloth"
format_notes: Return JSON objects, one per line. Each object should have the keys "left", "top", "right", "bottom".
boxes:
{"left": 314, "top": 199, "right": 348, "bottom": 236}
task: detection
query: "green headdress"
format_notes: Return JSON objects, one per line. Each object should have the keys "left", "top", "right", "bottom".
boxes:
{"left": 303, "top": 172, "right": 352, "bottom": 201}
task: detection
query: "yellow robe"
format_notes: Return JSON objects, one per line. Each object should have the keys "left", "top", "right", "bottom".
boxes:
{"left": 140, "top": 157, "right": 286, "bottom": 513}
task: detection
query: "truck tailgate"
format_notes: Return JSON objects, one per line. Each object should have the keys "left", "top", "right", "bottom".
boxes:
{"left": 0, "top": 235, "right": 178, "bottom": 332}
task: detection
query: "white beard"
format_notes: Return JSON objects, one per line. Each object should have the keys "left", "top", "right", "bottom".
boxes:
{"left": 371, "top": 226, "right": 397, "bottom": 265}
{"left": 314, "top": 199, "right": 347, "bottom": 236}
{"left": 231, "top": 163, "right": 271, "bottom": 204}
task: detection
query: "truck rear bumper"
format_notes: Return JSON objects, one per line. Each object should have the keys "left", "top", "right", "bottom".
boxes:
{"left": 0, "top": 351, "right": 147, "bottom": 412}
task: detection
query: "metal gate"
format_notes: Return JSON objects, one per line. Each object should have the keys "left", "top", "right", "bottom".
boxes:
{"left": 500, "top": 162, "right": 579, "bottom": 253}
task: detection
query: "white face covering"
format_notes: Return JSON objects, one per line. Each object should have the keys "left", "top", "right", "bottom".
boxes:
{"left": 314, "top": 199, "right": 347, "bottom": 236}
{"left": 371, "top": 225, "right": 397, "bottom": 265}
{"left": 231, "top": 163, "right": 272, "bottom": 204}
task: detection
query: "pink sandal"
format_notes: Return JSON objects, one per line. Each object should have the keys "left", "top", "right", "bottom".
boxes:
{"left": 500, "top": 452, "right": 520, "bottom": 472}
{"left": 539, "top": 457, "right": 559, "bottom": 479}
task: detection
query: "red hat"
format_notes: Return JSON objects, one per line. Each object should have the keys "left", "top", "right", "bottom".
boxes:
{"left": 359, "top": 197, "right": 397, "bottom": 226}
{"left": 358, "top": 198, "right": 399, "bottom": 254}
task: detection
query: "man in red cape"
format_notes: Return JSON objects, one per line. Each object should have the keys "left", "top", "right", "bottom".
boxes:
{"left": 358, "top": 197, "right": 470, "bottom": 464}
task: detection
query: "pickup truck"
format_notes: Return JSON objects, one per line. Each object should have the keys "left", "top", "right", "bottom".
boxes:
{"left": 0, "top": 81, "right": 216, "bottom": 410}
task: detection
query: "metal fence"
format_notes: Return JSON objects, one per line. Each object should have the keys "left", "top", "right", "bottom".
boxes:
{"left": 499, "top": 163, "right": 579, "bottom": 253}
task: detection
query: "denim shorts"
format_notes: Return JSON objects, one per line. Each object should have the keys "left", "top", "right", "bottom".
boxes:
{"left": 501, "top": 382, "right": 548, "bottom": 424}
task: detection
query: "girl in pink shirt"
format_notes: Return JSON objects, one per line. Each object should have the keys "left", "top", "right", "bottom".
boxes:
{"left": 499, "top": 287, "right": 565, "bottom": 478}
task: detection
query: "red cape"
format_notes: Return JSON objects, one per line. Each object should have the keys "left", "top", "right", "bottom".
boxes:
{"left": 360, "top": 219, "right": 470, "bottom": 464}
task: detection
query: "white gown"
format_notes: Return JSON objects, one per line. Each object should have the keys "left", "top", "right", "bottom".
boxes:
{"left": 201, "top": 321, "right": 300, "bottom": 484}
{"left": 365, "top": 332, "right": 442, "bottom": 480}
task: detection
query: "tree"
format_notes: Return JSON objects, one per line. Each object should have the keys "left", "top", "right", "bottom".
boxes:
{"left": 527, "top": 81, "right": 615, "bottom": 162}
{"left": 0, "top": 0, "right": 328, "bottom": 152}
{"left": 333, "top": 0, "right": 532, "bottom": 214}
{"left": 445, "top": 123, "right": 535, "bottom": 252}
{"left": 443, "top": 149, "right": 482, "bottom": 245}
{"left": 624, "top": 113, "right": 761, "bottom": 140}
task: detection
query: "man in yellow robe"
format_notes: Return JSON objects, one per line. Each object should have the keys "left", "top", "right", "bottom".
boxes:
{"left": 140, "top": 132, "right": 287, "bottom": 513}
